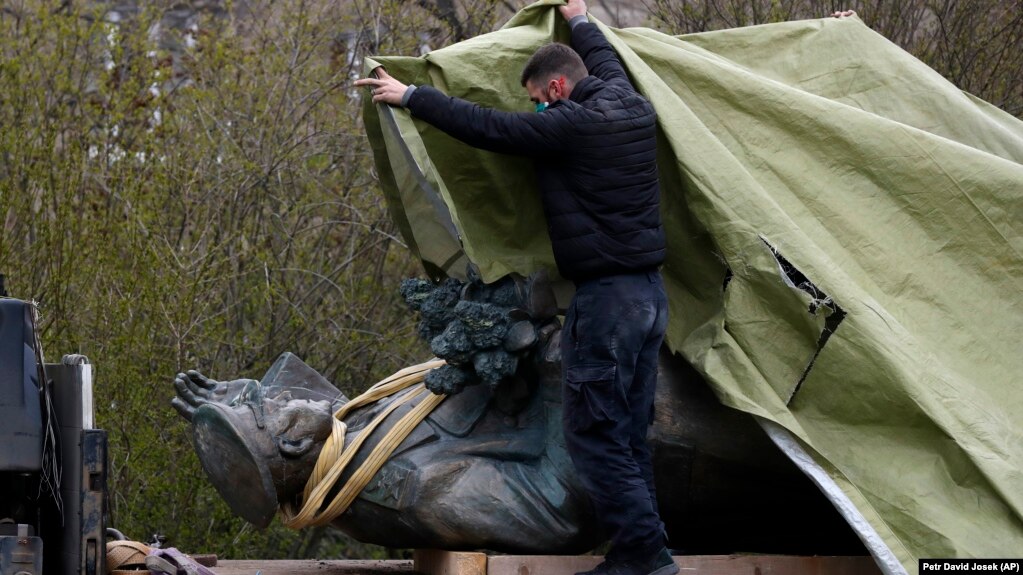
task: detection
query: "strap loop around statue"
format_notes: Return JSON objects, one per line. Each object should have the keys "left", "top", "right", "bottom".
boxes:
{"left": 280, "top": 359, "right": 447, "bottom": 529}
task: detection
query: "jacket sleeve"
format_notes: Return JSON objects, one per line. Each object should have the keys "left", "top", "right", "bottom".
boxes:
{"left": 406, "top": 85, "right": 575, "bottom": 157}
{"left": 571, "top": 21, "right": 633, "bottom": 90}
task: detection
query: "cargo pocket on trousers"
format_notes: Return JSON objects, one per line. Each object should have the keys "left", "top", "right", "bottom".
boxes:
{"left": 565, "top": 362, "right": 618, "bottom": 433}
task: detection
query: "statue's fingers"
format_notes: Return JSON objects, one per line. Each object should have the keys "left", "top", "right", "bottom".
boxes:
{"left": 171, "top": 397, "right": 195, "bottom": 422}
{"left": 182, "top": 372, "right": 214, "bottom": 398}
{"left": 174, "top": 376, "right": 196, "bottom": 402}
{"left": 186, "top": 369, "right": 218, "bottom": 390}
{"left": 174, "top": 375, "right": 208, "bottom": 406}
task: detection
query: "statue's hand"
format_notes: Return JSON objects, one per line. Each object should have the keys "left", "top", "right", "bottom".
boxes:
{"left": 172, "top": 370, "right": 216, "bottom": 421}
{"left": 171, "top": 370, "right": 253, "bottom": 422}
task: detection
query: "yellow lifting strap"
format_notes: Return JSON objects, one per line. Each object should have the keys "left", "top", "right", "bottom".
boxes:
{"left": 280, "top": 359, "right": 447, "bottom": 529}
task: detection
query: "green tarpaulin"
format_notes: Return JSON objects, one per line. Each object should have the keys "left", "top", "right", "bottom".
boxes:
{"left": 362, "top": 2, "right": 1023, "bottom": 572}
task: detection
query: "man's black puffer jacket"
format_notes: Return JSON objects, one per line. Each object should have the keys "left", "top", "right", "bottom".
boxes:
{"left": 406, "top": 21, "right": 665, "bottom": 282}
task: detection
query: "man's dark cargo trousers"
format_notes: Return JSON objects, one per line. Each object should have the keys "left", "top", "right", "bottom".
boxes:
{"left": 561, "top": 269, "right": 669, "bottom": 560}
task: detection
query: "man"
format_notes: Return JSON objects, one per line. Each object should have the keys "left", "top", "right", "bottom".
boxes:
{"left": 356, "top": 1, "right": 673, "bottom": 573}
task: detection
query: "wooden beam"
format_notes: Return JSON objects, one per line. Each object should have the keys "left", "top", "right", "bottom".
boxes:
{"left": 414, "top": 550, "right": 487, "bottom": 575}
{"left": 211, "top": 554, "right": 883, "bottom": 575}
{"left": 213, "top": 559, "right": 414, "bottom": 574}
{"left": 487, "top": 554, "right": 602, "bottom": 575}
{"left": 487, "top": 554, "right": 882, "bottom": 575}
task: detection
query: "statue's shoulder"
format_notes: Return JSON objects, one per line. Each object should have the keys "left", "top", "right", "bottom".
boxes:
{"left": 425, "top": 382, "right": 491, "bottom": 437}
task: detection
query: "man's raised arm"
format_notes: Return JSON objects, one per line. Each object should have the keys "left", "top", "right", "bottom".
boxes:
{"left": 561, "top": 0, "right": 631, "bottom": 89}
{"left": 355, "top": 69, "right": 573, "bottom": 157}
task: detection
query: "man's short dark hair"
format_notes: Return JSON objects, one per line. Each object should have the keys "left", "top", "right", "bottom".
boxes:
{"left": 520, "top": 43, "right": 587, "bottom": 87}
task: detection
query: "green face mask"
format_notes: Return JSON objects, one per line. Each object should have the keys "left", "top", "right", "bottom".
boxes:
{"left": 535, "top": 102, "right": 549, "bottom": 113}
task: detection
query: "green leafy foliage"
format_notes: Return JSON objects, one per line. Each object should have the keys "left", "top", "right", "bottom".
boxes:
{"left": 0, "top": 0, "right": 502, "bottom": 559}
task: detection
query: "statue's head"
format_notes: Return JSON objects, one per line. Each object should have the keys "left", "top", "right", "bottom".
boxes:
{"left": 191, "top": 387, "right": 334, "bottom": 527}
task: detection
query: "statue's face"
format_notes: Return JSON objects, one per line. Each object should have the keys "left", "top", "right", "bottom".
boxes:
{"left": 191, "top": 392, "right": 334, "bottom": 528}
{"left": 265, "top": 396, "right": 335, "bottom": 459}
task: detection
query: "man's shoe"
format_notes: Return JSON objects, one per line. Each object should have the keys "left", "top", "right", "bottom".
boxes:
{"left": 639, "top": 548, "right": 679, "bottom": 575}
{"left": 574, "top": 548, "right": 679, "bottom": 575}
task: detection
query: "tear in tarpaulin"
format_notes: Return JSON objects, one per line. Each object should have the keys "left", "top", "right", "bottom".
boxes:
{"left": 759, "top": 237, "right": 846, "bottom": 405}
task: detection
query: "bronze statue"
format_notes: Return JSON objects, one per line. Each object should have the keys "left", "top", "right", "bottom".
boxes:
{"left": 172, "top": 275, "right": 865, "bottom": 555}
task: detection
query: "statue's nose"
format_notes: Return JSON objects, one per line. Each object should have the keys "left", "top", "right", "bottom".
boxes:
{"left": 278, "top": 436, "right": 315, "bottom": 458}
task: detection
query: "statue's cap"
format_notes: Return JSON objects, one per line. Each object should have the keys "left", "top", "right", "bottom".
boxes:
{"left": 191, "top": 402, "right": 279, "bottom": 528}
